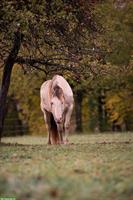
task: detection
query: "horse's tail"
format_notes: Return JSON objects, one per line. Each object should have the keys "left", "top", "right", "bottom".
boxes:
{"left": 50, "top": 114, "right": 59, "bottom": 144}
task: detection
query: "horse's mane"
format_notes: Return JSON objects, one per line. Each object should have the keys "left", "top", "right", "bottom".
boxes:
{"left": 52, "top": 85, "right": 63, "bottom": 98}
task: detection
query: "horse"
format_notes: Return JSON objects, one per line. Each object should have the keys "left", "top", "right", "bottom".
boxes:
{"left": 40, "top": 75, "right": 74, "bottom": 145}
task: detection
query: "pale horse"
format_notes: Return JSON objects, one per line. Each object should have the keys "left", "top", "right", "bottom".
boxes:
{"left": 40, "top": 75, "right": 74, "bottom": 144}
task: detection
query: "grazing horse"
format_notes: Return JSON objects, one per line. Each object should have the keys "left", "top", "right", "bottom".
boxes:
{"left": 40, "top": 75, "right": 74, "bottom": 144}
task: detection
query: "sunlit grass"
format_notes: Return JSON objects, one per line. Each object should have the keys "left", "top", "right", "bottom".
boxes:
{"left": 0, "top": 133, "right": 133, "bottom": 200}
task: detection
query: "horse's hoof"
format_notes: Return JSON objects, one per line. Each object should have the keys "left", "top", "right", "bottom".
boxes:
{"left": 61, "top": 141, "right": 64, "bottom": 145}
{"left": 47, "top": 141, "right": 52, "bottom": 145}
{"left": 64, "top": 139, "right": 69, "bottom": 145}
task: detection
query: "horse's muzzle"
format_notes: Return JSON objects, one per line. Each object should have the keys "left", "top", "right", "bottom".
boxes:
{"left": 56, "top": 117, "right": 63, "bottom": 124}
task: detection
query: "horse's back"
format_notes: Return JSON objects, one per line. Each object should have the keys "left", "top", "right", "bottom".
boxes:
{"left": 40, "top": 75, "right": 74, "bottom": 111}
{"left": 52, "top": 75, "right": 74, "bottom": 104}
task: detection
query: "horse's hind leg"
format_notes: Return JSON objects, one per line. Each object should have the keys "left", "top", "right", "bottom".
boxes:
{"left": 59, "top": 130, "right": 63, "bottom": 144}
{"left": 64, "top": 105, "right": 73, "bottom": 144}
{"left": 47, "top": 130, "right": 51, "bottom": 145}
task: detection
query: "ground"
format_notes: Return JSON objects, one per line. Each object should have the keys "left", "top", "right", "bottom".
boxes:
{"left": 0, "top": 133, "right": 133, "bottom": 200}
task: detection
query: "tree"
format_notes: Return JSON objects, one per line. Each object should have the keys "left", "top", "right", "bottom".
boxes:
{"left": 0, "top": 28, "right": 23, "bottom": 141}
{"left": 0, "top": 0, "right": 105, "bottom": 139}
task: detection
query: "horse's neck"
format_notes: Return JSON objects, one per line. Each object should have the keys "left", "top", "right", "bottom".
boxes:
{"left": 51, "top": 75, "right": 73, "bottom": 102}
{"left": 51, "top": 76, "right": 65, "bottom": 94}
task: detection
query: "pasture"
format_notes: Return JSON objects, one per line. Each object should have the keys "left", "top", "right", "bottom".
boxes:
{"left": 0, "top": 133, "right": 133, "bottom": 200}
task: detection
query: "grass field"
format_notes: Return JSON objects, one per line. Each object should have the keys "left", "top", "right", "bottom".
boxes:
{"left": 0, "top": 133, "right": 133, "bottom": 200}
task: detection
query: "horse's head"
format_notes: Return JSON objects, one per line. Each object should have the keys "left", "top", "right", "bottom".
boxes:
{"left": 51, "top": 96, "right": 65, "bottom": 124}
{"left": 51, "top": 85, "right": 65, "bottom": 124}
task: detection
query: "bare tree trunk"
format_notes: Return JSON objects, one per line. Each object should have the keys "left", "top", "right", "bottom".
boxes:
{"left": 97, "top": 89, "right": 106, "bottom": 132}
{"left": 0, "top": 29, "right": 23, "bottom": 142}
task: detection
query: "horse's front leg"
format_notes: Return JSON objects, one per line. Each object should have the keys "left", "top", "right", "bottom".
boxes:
{"left": 64, "top": 105, "right": 73, "bottom": 144}
{"left": 43, "top": 110, "right": 52, "bottom": 145}
{"left": 57, "top": 124, "right": 64, "bottom": 144}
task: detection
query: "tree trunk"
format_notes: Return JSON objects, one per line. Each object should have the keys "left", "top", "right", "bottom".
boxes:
{"left": 0, "top": 30, "right": 23, "bottom": 141}
{"left": 97, "top": 89, "right": 107, "bottom": 132}
{"left": 75, "top": 90, "right": 83, "bottom": 133}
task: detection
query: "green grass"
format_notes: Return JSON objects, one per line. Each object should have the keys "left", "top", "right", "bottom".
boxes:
{"left": 0, "top": 133, "right": 133, "bottom": 200}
